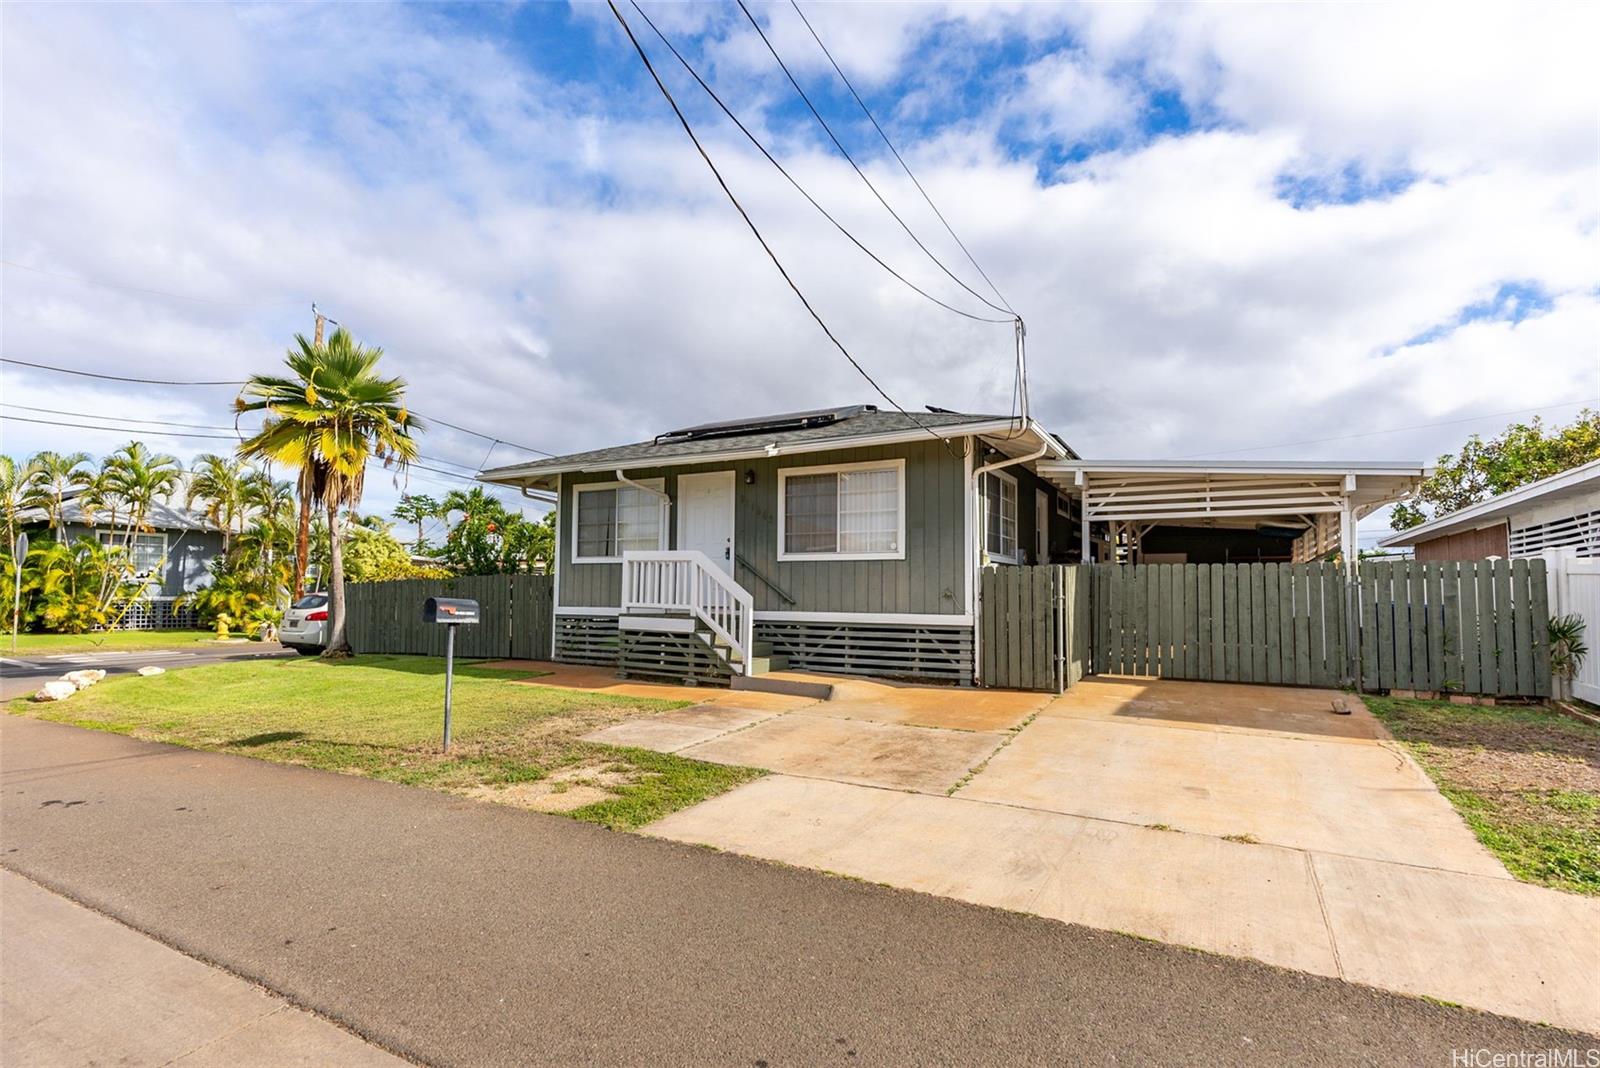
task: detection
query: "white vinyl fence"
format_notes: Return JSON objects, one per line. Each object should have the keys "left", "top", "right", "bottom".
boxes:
{"left": 1547, "top": 551, "right": 1600, "bottom": 703}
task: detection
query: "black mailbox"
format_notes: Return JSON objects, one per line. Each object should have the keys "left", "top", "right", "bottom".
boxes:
{"left": 422, "top": 597, "right": 481, "bottom": 625}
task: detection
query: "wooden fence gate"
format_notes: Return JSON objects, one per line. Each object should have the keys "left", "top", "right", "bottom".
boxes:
{"left": 978, "top": 565, "right": 1089, "bottom": 692}
{"left": 1090, "top": 562, "right": 1349, "bottom": 687}
{"left": 344, "top": 574, "right": 553, "bottom": 659}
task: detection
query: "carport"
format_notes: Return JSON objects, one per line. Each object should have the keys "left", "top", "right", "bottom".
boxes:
{"left": 1036, "top": 460, "right": 1427, "bottom": 569}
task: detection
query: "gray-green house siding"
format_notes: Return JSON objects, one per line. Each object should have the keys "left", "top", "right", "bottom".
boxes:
{"left": 557, "top": 438, "right": 970, "bottom": 617}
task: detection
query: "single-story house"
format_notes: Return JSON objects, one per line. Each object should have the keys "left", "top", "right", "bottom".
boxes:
{"left": 1377, "top": 458, "right": 1600, "bottom": 560}
{"left": 480, "top": 404, "right": 1427, "bottom": 686}
{"left": 21, "top": 493, "right": 225, "bottom": 628}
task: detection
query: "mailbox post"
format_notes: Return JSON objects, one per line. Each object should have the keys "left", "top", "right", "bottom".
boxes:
{"left": 422, "top": 596, "right": 481, "bottom": 752}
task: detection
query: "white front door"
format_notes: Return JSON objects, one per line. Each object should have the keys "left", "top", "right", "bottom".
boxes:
{"left": 677, "top": 471, "right": 736, "bottom": 575}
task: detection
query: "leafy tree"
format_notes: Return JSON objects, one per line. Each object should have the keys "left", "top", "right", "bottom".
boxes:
{"left": 25, "top": 537, "right": 145, "bottom": 634}
{"left": 100, "top": 442, "right": 184, "bottom": 550}
{"left": 239, "top": 328, "right": 419, "bottom": 655}
{"left": 392, "top": 493, "right": 439, "bottom": 552}
{"left": 25, "top": 451, "right": 92, "bottom": 541}
{"left": 1392, "top": 409, "right": 1600, "bottom": 529}
{"left": 345, "top": 524, "right": 448, "bottom": 582}
{"left": 438, "top": 490, "right": 553, "bottom": 575}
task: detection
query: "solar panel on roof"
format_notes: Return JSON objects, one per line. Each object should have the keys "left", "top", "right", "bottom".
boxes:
{"left": 655, "top": 404, "right": 878, "bottom": 443}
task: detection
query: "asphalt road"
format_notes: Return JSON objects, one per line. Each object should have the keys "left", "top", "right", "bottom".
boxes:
{"left": 2, "top": 716, "right": 1588, "bottom": 1066}
{"left": 0, "top": 642, "right": 294, "bottom": 699}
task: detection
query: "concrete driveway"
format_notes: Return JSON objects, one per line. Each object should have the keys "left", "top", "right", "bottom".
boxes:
{"left": 613, "top": 674, "right": 1600, "bottom": 1033}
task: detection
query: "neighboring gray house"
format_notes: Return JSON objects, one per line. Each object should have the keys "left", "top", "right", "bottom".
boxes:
{"left": 22, "top": 493, "right": 226, "bottom": 628}
{"left": 479, "top": 405, "right": 1075, "bottom": 682}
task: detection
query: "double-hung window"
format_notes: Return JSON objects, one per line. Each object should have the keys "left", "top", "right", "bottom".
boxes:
{"left": 778, "top": 459, "right": 904, "bottom": 560}
{"left": 572, "top": 480, "right": 665, "bottom": 562}
{"left": 101, "top": 532, "right": 167, "bottom": 577}
{"left": 982, "top": 471, "right": 1019, "bottom": 563}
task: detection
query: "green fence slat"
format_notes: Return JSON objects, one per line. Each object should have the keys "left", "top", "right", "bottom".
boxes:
{"left": 1493, "top": 558, "right": 1515, "bottom": 695}
{"left": 1458, "top": 562, "right": 1480, "bottom": 694}
{"left": 1512, "top": 559, "right": 1536, "bottom": 696}
{"left": 1425, "top": 563, "right": 1445, "bottom": 691}
{"left": 1477, "top": 560, "right": 1498, "bottom": 695}
{"left": 1528, "top": 558, "right": 1551, "bottom": 697}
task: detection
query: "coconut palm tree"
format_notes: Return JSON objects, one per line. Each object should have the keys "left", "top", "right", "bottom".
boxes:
{"left": 186, "top": 453, "right": 250, "bottom": 553}
{"left": 236, "top": 338, "right": 329, "bottom": 601}
{"left": 0, "top": 455, "right": 41, "bottom": 554}
{"left": 238, "top": 328, "right": 419, "bottom": 655}
{"left": 25, "top": 451, "right": 92, "bottom": 541}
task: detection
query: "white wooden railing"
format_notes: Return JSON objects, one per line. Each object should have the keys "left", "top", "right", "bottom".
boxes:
{"left": 621, "top": 550, "right": 755, "bottom": 675}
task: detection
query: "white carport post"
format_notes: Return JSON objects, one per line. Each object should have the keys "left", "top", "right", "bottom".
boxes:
{"left": 1078, "top": 470, "right": 1091, "bottom": 563}
{"left": 1340, "top": 475, "right": 1360, "bottom": 688}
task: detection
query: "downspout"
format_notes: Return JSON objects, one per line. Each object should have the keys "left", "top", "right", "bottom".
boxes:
{"left": 615, "top": 468, "right": 672, "bottom": 552}
{"left": 971, "top": 439, "right": 1051, "bottom": 687}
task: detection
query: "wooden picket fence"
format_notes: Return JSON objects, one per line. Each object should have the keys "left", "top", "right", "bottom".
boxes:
{"left": 1359, "top": 558, "right": 1550, "bottom": 697}
{"left": 1090, "top": 562, "right": 1349, "bottom": 688}
{"left": 344, "top": 574, "right": 553, "bottom": 660}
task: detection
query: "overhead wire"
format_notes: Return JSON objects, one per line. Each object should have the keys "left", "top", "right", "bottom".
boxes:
{"left": 606, "top": 0, "right": 965, "bottom": 459}
{"left": 733, "top": 0, "right": 1012, "bottom": 321}
{"left": 627, "top": 0, "right": 1011, "bottom": 326}
{"left": 787, "top": 0, "right": 1017, "bottom": 315}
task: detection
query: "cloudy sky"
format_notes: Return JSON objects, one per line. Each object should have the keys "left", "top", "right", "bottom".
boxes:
{"left": 3, "top": 1, "right": 1596, "bottom": 546}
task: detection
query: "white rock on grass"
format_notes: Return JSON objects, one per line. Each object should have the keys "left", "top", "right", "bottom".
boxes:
{"left": 34, "top": 680, "right": 78, "bottom": 702}
{"left": 136, "top": 666, "right": 165, "bottom": 677}
{"left": 62, "top": 669, "right": 108, "bottom": 690}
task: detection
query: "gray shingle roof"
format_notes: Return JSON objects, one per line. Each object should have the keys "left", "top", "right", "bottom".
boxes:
{"left": 481, "top": 408, "right": 1016, "bottom": 478}
{"left": 21, "top": 495, "right": 219, "bottom": 532}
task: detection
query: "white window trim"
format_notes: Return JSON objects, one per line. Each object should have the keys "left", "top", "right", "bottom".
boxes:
{"left": 776, "top": 457, "right": 907, "bottom": 562}
{"left": 983, "top": 469, "right": 1020, "bottom": 564}
{"left": 569, "top": 479, "right": 667, "bottom": 564}
{"left": 101, "top": 530, "right": 168, "bottom": 578}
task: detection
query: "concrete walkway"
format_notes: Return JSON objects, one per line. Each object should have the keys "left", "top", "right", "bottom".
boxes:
{"left": 611, "top": 676, "right": 1600, "bottom": 1032}
{"left": 4, "top": 715, "right": 1578, "bottom": 1064}
{"left": 2, "top": 869, "right": 402, "bottom": 1067}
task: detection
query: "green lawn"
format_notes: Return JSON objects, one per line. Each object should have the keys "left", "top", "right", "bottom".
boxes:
{"left": 3, "top": 629, "right": 219, "bottom": 656}
{"left": 8, "top": 656, "right": 761, "bottom": 829}
{"left": 1364, "top": 695, "right": 1600, "bottom": 895}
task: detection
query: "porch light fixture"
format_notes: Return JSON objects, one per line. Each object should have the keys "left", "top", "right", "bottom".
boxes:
{"left": 744, "top": 469, "right": 756, "bottom": 485}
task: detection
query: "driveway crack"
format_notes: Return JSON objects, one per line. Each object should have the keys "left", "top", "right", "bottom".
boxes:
{"left": 1305, "top": 852, "right": 1346, "bottom": 980}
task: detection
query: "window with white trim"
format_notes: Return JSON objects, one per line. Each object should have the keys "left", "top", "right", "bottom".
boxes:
{"left": 101, "top": 532, "right": 166, "bottom": 576}
{"left": 982, "top": 471, "right": 1018, "bottom": 563}
{"left": 572, "top": 481, "right": 664, "bottom": 561}
{"left": 778, "top": 460, "right": 904, "bottom": 559}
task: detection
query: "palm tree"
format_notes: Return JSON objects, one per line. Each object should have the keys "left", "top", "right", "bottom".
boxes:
{"left": 102, "top": 443, "right": 183, "bottom": 547}
{"left": 393, "top": 493, "right": 439, "bottom": 552}
{"left": 0, "top": 455, "right": 41, "bottom": 555}
{"left": 187, "top": 453, "right": 249, "bottom": 553}
{"left": 25, "top": 451, "right": 92, "bottom": 541}
{"left": 237, "top": 338, "right": 329, "bottom": 601}
{"left": 238, "top": 328, "right": 419, "bottom": 655}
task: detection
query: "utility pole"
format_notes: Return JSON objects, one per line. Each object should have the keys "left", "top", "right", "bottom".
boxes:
{"left": 313, "top": 303, "right": 326, "bottom": 346}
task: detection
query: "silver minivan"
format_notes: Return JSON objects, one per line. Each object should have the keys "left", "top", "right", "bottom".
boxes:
{"left": 279, "top": 593, "right": 329, "bottom": 655}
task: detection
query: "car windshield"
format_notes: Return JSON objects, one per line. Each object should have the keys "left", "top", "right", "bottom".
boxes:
{"left": 292, "top": 594, "right": 328, "bottom": 610}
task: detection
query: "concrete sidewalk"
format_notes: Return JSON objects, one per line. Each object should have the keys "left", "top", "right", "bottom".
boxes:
{"left": 3, "top": 715, "right": 1582, "bottom": 1065}
{"left": 2, "top": 869, "right": 402, "bottom": 1067}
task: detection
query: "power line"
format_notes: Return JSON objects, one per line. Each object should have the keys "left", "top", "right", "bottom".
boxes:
{"left": 1173, "top": 397, "right": 1600, "bottom": 459}
{"left": 1, "top": 402, "right": 243, "bottom": 432}
{"left": 628, "top": 1, "right": 1011, "bottom": 326}
{"left": 734, "top": 0, "right": 1012, "bottom": 321}
{"left": 1, "top": 259, "right": 305, "bottom": 308}
{"left": 607, "top": 0, "right": 960, "bottom": 458}
{"left": 788, "top": 0, "right": 1016, "bottom": 316}
{"left": 1, "top": 356, "right": 245, "bottom": 387}
{"left": 3, "top": 355, "right": 557, "bottom": 459}
{"left": 1, "top": 414, "right": 240, "bottom": 440}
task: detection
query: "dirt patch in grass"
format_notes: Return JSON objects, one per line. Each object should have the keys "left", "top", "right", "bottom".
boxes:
{"left": 1365, "top": 696, "right": 1600, "bottom": 895}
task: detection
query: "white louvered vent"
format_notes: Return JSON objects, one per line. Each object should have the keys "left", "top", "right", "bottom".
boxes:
{"left": 1509, "top": 508, "right": 1600, "bottom": 558}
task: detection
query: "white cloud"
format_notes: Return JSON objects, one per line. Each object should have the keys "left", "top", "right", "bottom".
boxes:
{"left": 2, "top": 0, "right": 1596, "bottom": 529}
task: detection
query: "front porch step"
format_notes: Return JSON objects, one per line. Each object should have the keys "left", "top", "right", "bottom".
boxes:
{"left": 746, "top": 655, "right": 788, "bottom": 675}
{"left": 731, "top": 673, "right": 834, "bottom": 701}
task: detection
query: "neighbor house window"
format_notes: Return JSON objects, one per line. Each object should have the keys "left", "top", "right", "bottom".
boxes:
{"left": 983, "top": 471, "right": 1018, "bottom": 563}
{"left": 572, "top": 481, "right": 665, "bottom": 561}
{"left": 778, "top": 459, "right": 904, "bottom": 560}
{"left": 101, "top": 532, "right": 166, "bottom": 576}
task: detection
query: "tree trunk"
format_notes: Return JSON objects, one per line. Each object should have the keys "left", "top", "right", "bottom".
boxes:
{"left": 322, "top": 500, "right": 350, "bottom": 656}
{"left": 293, "top": 492, "right": 312, "bottom": 600}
